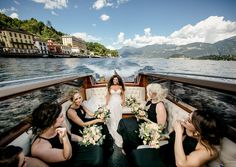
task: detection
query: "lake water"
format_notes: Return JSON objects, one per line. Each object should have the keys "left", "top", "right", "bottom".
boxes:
{"left": 1, "top": 57, "right": 236, "bottom": 84}
{"left": 0, "top": 57, "right": 236, "bottom": 135}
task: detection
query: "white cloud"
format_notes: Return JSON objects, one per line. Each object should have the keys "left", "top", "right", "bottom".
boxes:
{"left": 118, "top": 32, "right": 125, "bottom": 43}
{"left": 106, "top": 45, "right": 115, "bottom": 50}
{"left": 117, "top": 0, "right": 129, "bottom": 5}
{"left": 92, "top": 0, "right": 113, "bottom": 10}
{"left": 51, "top": 11, "right": 58, "bottom": 16}
{"left": 92, "top": 23, "right": 97, "bottom": 27}
{"left": 0, "top": 7, "right": 17, "bottom": 14}
{"left": 72, "top": 32, "right": 101, "bottom": 42}
{"left": 114, "top": 16, "right": 236, "bottom": 48}
{"left": 14, "top": 0, "right": 20, "bottom": 5}
{"left": 169, "top": 16, "right": 236, "bottom": 45}
{"left": 144, "top": 28, "right": 151, "bottom": 36}
{"left": 100, "top": 14, "right": 110, "bottom": 21}
{"left": 32, "top": 0, "right": 68, "bottom": 10}
{"left": 9, "top": 12, "right": 19, "bottom": 19}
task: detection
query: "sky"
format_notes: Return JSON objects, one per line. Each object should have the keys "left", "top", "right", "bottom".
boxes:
{"left": 1, "top": 0, "right": 236, "bottom": 49}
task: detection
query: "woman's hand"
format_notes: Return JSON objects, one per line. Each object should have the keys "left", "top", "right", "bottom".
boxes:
{"left": 173, "top": 120, "right": 184, "bottom": 135}
{"left": 56, "top": 127, "right": 67, "bottom": 139}
{"left": 121, "top": 100, "right": 125, "bottom": 107}
{"left": 96, "top": 118, "right": 105, "bottom": 123}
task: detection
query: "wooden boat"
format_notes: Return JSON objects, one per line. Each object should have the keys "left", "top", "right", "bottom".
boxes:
{"left": 0, "top": 72, "right": 235, "bottom": 166}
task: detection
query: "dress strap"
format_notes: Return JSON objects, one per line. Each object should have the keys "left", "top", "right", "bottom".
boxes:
{"left": 38, "top": 136, "right": 50, "bottom": 141}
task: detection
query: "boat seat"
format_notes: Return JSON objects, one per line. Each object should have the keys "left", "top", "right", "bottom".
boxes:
{"left": 85, "top": 86, "right": 146, "bottom": 113}
{"left": 61, "top": 100, "right": 72, "bottom": 132}
{"left": 8, "top": 130, "right": 33, "bottom": 156}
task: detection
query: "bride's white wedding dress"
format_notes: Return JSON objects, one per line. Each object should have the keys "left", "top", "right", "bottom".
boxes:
{"left": 107, "top": 89, "right": 123, "bottom": 148}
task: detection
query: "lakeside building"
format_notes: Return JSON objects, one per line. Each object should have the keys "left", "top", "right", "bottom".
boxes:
{"left": 61, "top": 45, "right": 72, "bottom": 55}
{"left": 62, "top": 35, "right": 87, "bottom": 55}
{"left": 34, "top": 37, "right": 48, "bottom": 55}
{"left": 0, "top": 28, "right": 38, "bottom": 55}
{"left": 47, "top": 39, "right": 62, "bottom": 55}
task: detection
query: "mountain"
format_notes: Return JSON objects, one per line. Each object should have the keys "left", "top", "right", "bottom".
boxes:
{"left": 118, "top": 36, "right": 236, "bottom": 58}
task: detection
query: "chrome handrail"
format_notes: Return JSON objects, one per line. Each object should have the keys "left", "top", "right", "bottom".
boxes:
{"left": 0, "top": 73, "right": 82, "bottom": 86}
{"left": 140, "top": 72, "right": 236, "bottom": 94}
{"left": 0, "top": 73, "right": 93, "bottom": 101}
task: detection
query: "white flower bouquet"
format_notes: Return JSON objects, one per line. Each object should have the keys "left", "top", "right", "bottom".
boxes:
{"left": 131, "top": 104, "right": 148, "bottom": 118}
{"left": 94, "top": 106, "right": 110, "bottom": 122}
{"left": 79, "top": 125, "right": 105, "bottom": 146}
{"left": 125, "top": 96, "right": 139, "bottom": 107}
{"left": 139, "top": 122, "right": 162, "bottom": 149}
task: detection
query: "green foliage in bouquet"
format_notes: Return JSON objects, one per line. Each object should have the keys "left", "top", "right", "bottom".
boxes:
{"left": 94, "top": 106, "right": 110, "bottom": 123}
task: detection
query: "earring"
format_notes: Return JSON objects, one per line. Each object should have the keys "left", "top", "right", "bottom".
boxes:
{"left": 193, "top": 132, "right": 199, "bottom": 137}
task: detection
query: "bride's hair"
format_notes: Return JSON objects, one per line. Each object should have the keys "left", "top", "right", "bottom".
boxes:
{"left": 107, "top": 74, "right": 125, "bottom": 92}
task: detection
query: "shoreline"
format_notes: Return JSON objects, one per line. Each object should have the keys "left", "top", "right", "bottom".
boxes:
{"left": 0, "top": 53, "right": 103, "bottom": 58}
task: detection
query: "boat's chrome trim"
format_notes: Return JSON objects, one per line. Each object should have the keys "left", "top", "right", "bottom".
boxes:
{"left": 0, "top": 74, "right": 93, "bottom": 101}
{"left": 141, "top": 72, "right": 236, "bottom": 94}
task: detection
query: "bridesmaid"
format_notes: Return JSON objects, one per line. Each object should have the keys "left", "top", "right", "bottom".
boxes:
{"left": 118, "top": 83, "right": 168, "bottom": 155}
{"left": 31, "top": 102, "right": 103, "bottom": 167}
{"left": 66, "top": 90, "right": 114, "bottom": 157}
{"left": 131, "top": 108, "right": 223, "bottom": 167}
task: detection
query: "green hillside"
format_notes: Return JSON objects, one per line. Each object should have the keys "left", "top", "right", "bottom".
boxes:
{"left": 0, "top": 13, "right": 118, "bottom": 57}
{"left": 0, "top": 13, "right": 63, "bottom": 43}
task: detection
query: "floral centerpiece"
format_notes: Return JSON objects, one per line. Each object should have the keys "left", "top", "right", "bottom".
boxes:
{"left": 139, "top": 122, "right": 162, "bottom": 149}
{"left": 94, "top": 105, "right": 110, "bottom": 122}
{"left": 79, "top": 125, "right": 105, "bottom": 146}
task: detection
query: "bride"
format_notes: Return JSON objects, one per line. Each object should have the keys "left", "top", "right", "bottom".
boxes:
{"left": 106, "top": 74, "right": 125, "bottom": 148}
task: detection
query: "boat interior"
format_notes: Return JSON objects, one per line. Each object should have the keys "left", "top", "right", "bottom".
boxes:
{"left": 0, "top": 72, "right": 235, "bottom": 167}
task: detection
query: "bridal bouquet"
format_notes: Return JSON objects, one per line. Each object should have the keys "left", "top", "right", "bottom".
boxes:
{"left": 79, "top": 125, "right": 105, "bottom": 146}
{"left": 131, "top": 104, "right": 148, "bottom": 118}
{"left": 139, "top": 122, "right": 162, "bottom": 149}
{"left": 126, "top": 96, "right": 139, "bottom": 107}
{"left": 94, "top": 106, "right": 110, "bottom": 122}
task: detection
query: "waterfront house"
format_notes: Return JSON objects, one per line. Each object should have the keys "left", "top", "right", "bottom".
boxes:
{"left": 34, "top": 37, "right": 48, "bottom": 55}
{"left": 62, "top": 35, "right": 87, "bottom": 55}
{"left": 47, "top": 39, "right": 62, "bottom": 55}
{"left": 0, "top": 28, "right": 39, "bottom": 56}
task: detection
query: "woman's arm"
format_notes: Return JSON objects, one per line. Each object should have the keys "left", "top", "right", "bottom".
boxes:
{"left": 57, "top": 128, "right": 72, "bottom": 160}
{"left": 121, "top": 90, "right": 125, "bottom": 106}
{"left": 26, "top": 157, "right": 49, "bottom": 167}
{"left": 156, "top": 102, "right": 167, "bottom": 126}
{"left": 82, "top": 104, "right": 95, "bottom": 117}
{"left": 67, "top": 109, "right": 104, "bottom": 127}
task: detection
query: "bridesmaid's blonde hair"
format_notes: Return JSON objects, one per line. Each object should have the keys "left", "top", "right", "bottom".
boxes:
{"left": 146, "top": 83, "right": 168, "bottom": 102}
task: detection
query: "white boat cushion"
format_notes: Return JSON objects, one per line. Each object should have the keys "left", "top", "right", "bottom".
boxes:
{"left": 85, "top": 86, "right": 146, "bottom": 114}
{"left": 163, "top": 99, "right": 189, "bottom": 133}
{"left": 61, "top": 100, "right": 72, "bottom": 132}
{"left": 8, "top": 130, "right": 32, "bottom": 156}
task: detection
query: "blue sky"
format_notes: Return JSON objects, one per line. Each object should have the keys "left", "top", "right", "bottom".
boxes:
{"left": 1, "top": 0, "right": 236, "bottom": 49}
